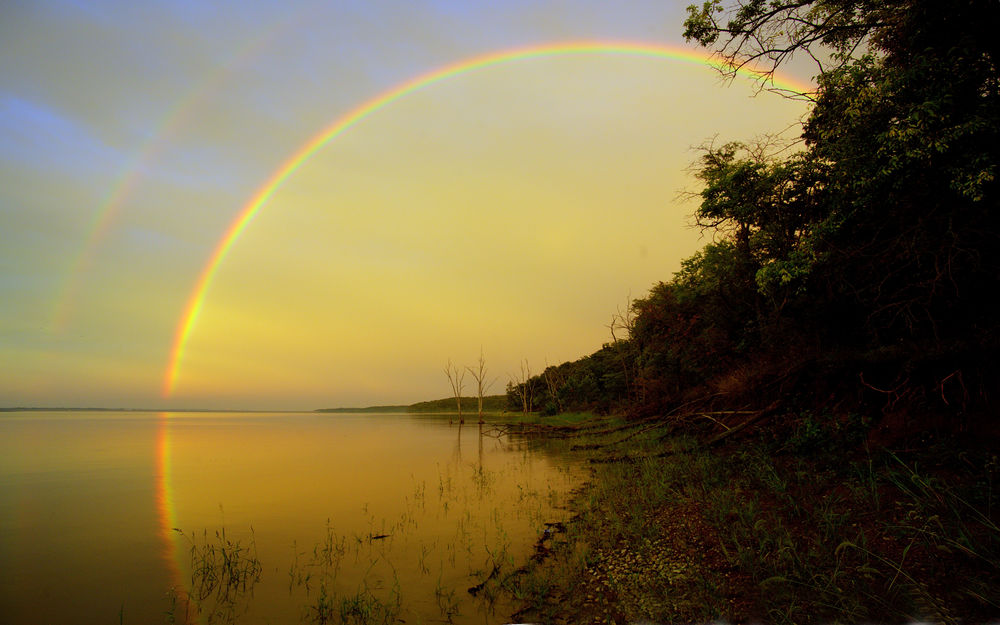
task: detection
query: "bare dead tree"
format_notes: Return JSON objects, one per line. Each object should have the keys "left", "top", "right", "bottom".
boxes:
{"left": 444, "top": 359, "right": 466, "bottom": 424}
{"left": 542, "top": 358, "right": 566, "bottom": 414}
{"left": 465, "top": 348, "right": 496, "bottom": 424}
{"left": 523, "top": 359, "right": 534, "bottom": 414}
{"left": 508, "top": 359, "right": 533, "bottom": 415}
{"left": 607, "top": 295, "right": 641, "bottom": 404}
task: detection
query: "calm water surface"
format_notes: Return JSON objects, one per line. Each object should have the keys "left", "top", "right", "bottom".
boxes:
{"left": 0, "top": 411, "right": 582, "bottom": 624}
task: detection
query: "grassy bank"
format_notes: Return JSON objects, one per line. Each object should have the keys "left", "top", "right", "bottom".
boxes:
{"left": 503, "top": 415, "right": 1000, "bottom": 624}
{"left": 316, "top": 395, "right": 509, "bottom": 414}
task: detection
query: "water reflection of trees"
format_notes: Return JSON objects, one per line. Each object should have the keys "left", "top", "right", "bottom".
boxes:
{"left": 167, "top": 417, "right": 581, "bottom": 625}
{"left": 472, "top": 422, "right": 582, "bottom": 466}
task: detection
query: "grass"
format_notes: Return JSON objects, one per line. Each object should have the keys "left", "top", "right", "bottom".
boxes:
{"left": 287, "top": 519, "right": 404, "bottom": 625}
{"left": 155, "top": 411, "right": 999, "bottom": 623}
{"left": 498, "top": 411, "right": 615, "bottom": 426}
{"left": 159, "top": 418, "right": 576, "bottom": 625}
{"left": 167, "top": 526, "right": 263, "bottom": 624}
{"left": 502, "top": 415, "right": 1000, "bottom": 624}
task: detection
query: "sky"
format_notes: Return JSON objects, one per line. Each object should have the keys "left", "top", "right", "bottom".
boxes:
{"left": 0, "top": 0, "right": 814, "bottom": 410}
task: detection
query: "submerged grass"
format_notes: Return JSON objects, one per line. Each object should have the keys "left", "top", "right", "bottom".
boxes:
{"left": 158, "top": 418, "right": 576, "bottom": 625}
{"left": 286, "top": 520, "right": 402, "bottom": 625}
{"left": 166, "top": 526, "right": 263, "bottom": 624}
{"left": 154, "top": 411, "right": 1000, "bottom": 623}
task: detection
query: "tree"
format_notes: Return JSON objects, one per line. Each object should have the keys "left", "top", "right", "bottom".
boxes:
{"left": 685, "top": 0, "right": 1000, "bottom": 348}
{"left": 542, "top": 359, "right": 566, "bottom": 415}
{"left": 683, "top": 0, "right": 895, "bottom": 91}
{"left": 607, "top": 296, "right": 641, "bottom": 405}
{"left": 508, "top": 359, "right": 534, "bottom": 416}
{"left": 541, "top": 0, "right": 999, "bottom": 421}
{"left": 444, "top": 359, "right": 466, "bottom": 424}
{"left": 465, "top": 349, "right": 496, "bottom": 423}
{"left": 683, "top": 0, "right": 1000, "bottom": 96}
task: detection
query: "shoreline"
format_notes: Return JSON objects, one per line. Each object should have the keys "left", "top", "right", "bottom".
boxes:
{"left": 502, "top": 414, "right": 1000, "bottom": 624}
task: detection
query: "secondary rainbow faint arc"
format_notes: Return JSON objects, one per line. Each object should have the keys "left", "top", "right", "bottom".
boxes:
{"left": 161, "top": 40, "right": 813, "bottom": 396}
{"left": 48, "top": 6, "right": 321, "bottom": 335}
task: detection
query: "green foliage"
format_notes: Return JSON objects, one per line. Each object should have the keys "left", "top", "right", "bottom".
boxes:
{"left": 524, "top": 345, "right": 632, "bottom": 415}
{"left": 505, "top": 4, "right": 1000, "bottom": 622}
{"left": 406, "top": 395, "right": 507, "bottom": 413}
{"left": 543, "top": 0, "right": 1000, "bottom": 418}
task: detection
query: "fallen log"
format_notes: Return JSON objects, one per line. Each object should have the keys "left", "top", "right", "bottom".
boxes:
{"left": 705, "top": 400, "right": 781, "bottom": 446}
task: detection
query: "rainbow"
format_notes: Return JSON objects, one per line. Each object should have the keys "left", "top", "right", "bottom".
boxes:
{"left": 48, "top": 7, "right": 320, "bottom": 334}
{"left": 49, "top": 158, "right": 145, "bottom": 333}
{"left": 162, "top": 40, "right": 814, "bottom": 396}
{"left": 155, "top": 412, "right": 190, "bottom": 621}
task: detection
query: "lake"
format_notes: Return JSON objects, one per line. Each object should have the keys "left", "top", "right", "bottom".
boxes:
{"left": 0, "top": 411, "right": 582, "bottom": 624}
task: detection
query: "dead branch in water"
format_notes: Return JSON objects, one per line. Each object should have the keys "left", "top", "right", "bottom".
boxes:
{"left": 467, "top": 563, "right": 500, "bottom": 597}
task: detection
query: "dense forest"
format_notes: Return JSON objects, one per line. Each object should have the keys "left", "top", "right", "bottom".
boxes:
{"left": 509, "top": 0, "right": 999, "bottom": 444}
{"left": 499, "top": 4, "right": 1000, "bottom": 622}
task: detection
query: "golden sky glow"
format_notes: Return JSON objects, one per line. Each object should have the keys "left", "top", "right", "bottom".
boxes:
{"left": 0, "top": 1, "right": 812, "bottom": 409}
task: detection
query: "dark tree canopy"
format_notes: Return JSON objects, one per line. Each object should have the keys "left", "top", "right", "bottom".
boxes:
{"left": 511, "top": 8, "right": 1000, "bottom": 621}
{"left": 682, "top": 0, "right": 1000, "bottom": 345}
{"left": 529, "top": 0, "right": 1000, "bottom": 419}
{"left": 684, "top": 0, "right": 1000, "bottom": 86}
